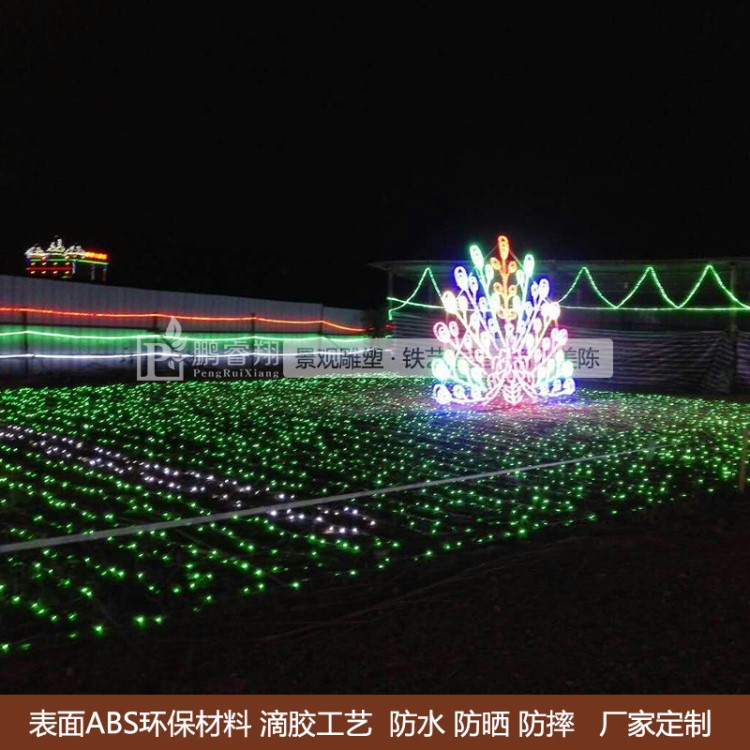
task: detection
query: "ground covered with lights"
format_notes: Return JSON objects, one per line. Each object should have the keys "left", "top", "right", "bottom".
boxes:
{"left": 1, "top": 377, "right": 749, "bottom": 692}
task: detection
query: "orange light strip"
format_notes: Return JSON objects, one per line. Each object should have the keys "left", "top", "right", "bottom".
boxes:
{"left": 0, "top": 306, "right": 367, "bottom": 332}
{"left": 26, "top": 266, "right": 73, "bottom": 272}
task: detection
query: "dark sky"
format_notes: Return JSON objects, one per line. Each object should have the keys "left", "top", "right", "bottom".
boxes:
{"left": 0, "top": 4, "right": 748, "bottom": 309}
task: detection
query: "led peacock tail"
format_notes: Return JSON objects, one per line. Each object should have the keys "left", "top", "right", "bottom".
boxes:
{"left": 431, "top": 235, "right": 576, "bottom": 406}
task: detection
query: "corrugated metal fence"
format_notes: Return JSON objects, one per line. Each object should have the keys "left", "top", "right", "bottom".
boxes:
{"left": 0, "top": 275, "right": 366, "bottom": 381}
{"left": 390, "top": 311, "right": 749, "bottom": 394}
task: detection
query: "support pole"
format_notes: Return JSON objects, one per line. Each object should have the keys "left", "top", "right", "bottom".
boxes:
{"left": 22, "top": 310, "right": 29, "bottom": 380}
{"left": 251, "top": 312, "right": 256, "bottom": 376}
{"left": 730, "top": 263, "right": 738, "bottom": 338}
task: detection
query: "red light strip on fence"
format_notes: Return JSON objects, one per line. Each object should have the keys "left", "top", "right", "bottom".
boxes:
{"left": 0, "top": 306, "right": 367, "bottom": 332}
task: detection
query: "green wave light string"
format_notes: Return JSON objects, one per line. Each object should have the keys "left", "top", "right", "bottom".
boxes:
{"left": 389, "top": 262, "right": 750, "bottom": 317}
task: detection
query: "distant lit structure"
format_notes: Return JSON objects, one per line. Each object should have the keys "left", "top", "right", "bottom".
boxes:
{"left": 25, "top": 239, "right": 109, "bottom": 282}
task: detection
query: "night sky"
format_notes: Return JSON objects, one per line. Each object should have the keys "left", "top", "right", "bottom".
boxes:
{"left": 0, "top": 5, "right": 748, "bottom": 309}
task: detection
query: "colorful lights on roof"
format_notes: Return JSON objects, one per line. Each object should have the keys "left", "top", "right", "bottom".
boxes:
{"left": 25, "top": 239, "right": 109, "bottom": 281}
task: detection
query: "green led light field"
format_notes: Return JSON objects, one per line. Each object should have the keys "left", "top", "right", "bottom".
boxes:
{"left": 0, "top": 377, "right": 744, "bottom": 655}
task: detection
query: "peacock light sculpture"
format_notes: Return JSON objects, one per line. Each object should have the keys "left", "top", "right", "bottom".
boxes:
{"left": 431, "top": 235, "right": 576, "bottom": 406}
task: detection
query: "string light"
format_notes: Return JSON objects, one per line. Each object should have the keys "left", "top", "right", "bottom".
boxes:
{"left": 387, "top": 267, "right": 442, "bottom": 319}
{"left": 558, "top": 263, "right": 749, "bottom": 309}
{"left": 0, "top": 307, "right": 367, "bottom": 332}
{"left": 0, "top": 328, "right": 368, "bottom": 360}
{"left": 0, "top": 377, "right": 739, "bottom": 657}
{"left": 0, "top": 328, "right": 367, "bottom": 343}
{"left": 388, "top": 262, "right": 750, "bottom": 317}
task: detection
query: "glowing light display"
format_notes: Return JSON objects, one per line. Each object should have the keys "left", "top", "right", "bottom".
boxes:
{"left": 0, "top": 307, "right": 366, "bottom": 332}
{"left": 0, "top": 327, "right": 367, "bottom": 343}
{"left": 558, "top": 263, "right": 749, "bottom": 310}
{"left": 80, "top": 251, "right": 109, "bottom": 262}
{"left": 431, "top": 235, "right": 575, "bottom": 406}
{"left": 0, "top": 331, "right": 367, "bottom": 360}
{"left": 0, "top": 377, "right": 738, "bottom": 656}
{"left": 25, "top": 239, "right": 109, "bottom": 282}
{"left": 388, "top": 262, "right": 750, "bottom": 317}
